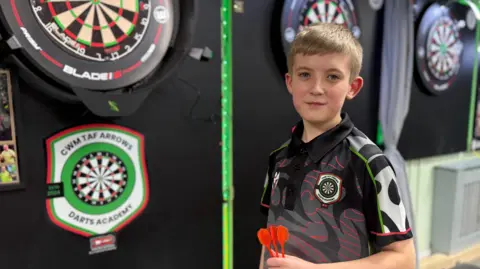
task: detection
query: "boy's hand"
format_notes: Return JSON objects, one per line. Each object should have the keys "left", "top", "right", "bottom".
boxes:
{"left": 266, "top": 254, "right": 316, "bottom": 269}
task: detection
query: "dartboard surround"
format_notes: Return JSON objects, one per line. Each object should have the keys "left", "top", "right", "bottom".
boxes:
{"left": 32, "top": 0, "right": 151, "bottom": 62}
{"left": 415, "top": 4, "right": 465, "bottom": 94}
{"left": 0, "top": 0, "right": 174, "bottom": 90}
{"left": 280, "top": 0, "right": 360, "bottom": 56}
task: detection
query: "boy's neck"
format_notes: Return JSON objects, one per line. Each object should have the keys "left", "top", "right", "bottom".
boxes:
{"left": 301, "top": 114, "right": 342, "bottom": 143}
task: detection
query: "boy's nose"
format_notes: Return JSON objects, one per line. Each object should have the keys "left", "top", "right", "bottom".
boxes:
{"left": 311, "top": 82, "right": 326, "bottom": 95}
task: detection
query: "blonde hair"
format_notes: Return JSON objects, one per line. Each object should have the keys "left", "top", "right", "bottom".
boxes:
{"left": 287, "top": 22, "right": 363, "bottom": 82}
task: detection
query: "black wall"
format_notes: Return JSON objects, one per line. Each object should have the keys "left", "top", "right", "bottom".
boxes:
{"left": 0, "top": 1, "right": 223, "bottom": 268}
{"left": 0, "top": 1, "right": 383, "bottom": 269}
{"left": 399, "top": 1, "right": 476, "bottom": 159}
{"left": 233, "top": 1, "right": 383, "bottom": 268}
{"left": 232, "top": 1, "right": 298, "bottom": 267}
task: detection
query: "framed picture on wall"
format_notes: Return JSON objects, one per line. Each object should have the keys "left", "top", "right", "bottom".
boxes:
{"left": 0, "top": 69, "right": 24, "bottom": 191}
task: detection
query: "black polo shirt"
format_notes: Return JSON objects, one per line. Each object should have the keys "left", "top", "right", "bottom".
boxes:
{"left": 260, "top": 113, "right": 413, "bottom": 264}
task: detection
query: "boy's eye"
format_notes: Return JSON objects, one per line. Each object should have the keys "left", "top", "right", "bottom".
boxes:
{"left": 327, "top": 74, "right": 340, "bottom": 80}
{"left": 298, "top": 72, "right": 310, "bottom": 78}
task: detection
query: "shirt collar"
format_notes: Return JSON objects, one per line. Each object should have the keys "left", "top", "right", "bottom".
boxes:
{"left": 287, "top": 112, "right": 354, "bottom": 162}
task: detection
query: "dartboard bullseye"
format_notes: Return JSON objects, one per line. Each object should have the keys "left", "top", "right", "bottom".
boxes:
{"left": 415, "top": 3, "right": 466, "bottom": 95}
{"left": 31, "top": 0, "right": 152, "bottom": 62}
{"left": 280, "top": 0, "right": 360, "bottom": 56}
{"left": 0, "top": 0, "right": 174, "bottom": 90}
{"left": 72, "top": 151, "right": 128, "bottom": 206}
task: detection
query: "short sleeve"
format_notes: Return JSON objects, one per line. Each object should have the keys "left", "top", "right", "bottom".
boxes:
{"left": 363, "top": 154, "right": 413, "bottom": 251}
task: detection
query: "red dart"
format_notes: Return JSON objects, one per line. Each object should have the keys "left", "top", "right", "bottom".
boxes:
{"left": 257, "top": 228, "right": 275, "bottom": 257}
{"left": 269, "top": 226, "right": 279, "bottom": 257}
{"left": 276, "top": 225, "right": 289, "bottom": 258}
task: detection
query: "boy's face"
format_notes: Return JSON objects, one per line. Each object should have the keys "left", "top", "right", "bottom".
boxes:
{"left": 285, "top": 53, "right": 363, "bottom": 126}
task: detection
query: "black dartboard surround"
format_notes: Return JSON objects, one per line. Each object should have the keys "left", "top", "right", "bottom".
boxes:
{"left": 0, "top": 0, "right": 174, "bottom": 91}
{"left": 399, "top": 1, "right": 478, "bottom": 159}
{"left": 280, "top": 0, "right": 361, "bottom": 56}
{"left": 414, "top": 3, "right": 469, "bottom": 95}
{"left": 413, "top": 0, "right": 430, "bottom": 19}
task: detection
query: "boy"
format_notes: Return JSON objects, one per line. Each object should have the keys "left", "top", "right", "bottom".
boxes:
{"left": 259, "top": 23, "right": 415, "bottom": 269}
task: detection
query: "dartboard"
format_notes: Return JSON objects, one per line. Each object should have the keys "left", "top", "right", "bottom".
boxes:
{"left": 318, "top": 178, "right": 337, "bottom": 199}
{"left": 0, "top": 0, "right": 174, "bottom": 90}
{"left": 426, "top": 17, "right": 461, "bottom": 81}
{"left": 415, "top": 3, "right": 465, "bottom": 95}
{"left": 280, "top": 0, "right": 360, "bottom": 55}
{"left": 72, "top": 151, "right": 128, "bottom": 206}
{"left": 32, "top": 0, "right": 156, "bottom": 62}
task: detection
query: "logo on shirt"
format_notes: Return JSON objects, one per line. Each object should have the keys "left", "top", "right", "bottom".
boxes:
{"left": 273, "top": 172, "right": 280, "bottom": 189}
{"left": 315, "top": 173, "right": 343, "bottom": 204}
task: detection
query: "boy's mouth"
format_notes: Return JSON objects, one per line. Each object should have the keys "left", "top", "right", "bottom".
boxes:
{"left": 306, "top": 102, "right": 327, "bottom": 106}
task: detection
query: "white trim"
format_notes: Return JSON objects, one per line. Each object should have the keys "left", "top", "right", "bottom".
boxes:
{"left": 419, "top": 249, "right": 432, "bottom": 259}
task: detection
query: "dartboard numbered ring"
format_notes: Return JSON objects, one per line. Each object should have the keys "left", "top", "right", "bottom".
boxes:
{"left": 0, "top": 0, "right": 175, "bottom": 91}
{"left": 280, "top": 0, "right": 360, "bottom": 56}
{"left": 415, "top": 3, "right": 465, "bottom": 95}
{"left": 72, "top": 151, "right": 128, "bottom": 206}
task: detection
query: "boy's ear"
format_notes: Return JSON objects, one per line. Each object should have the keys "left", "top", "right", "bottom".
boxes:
{"left": 285, "top": 73, "right": 293, "bottom": 94}
{"left": 346, "top": 76, "right": 363, "bottom": 100}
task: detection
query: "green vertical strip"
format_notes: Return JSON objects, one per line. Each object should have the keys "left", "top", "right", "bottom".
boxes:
{"left": 221, "top": 2, "right": 234, "bottom": 269}
{"left": 467, "top": 0, "right": 480, "bottom": 150}
{"left": 376, "top": 121, "right": 384, "bottom": 146}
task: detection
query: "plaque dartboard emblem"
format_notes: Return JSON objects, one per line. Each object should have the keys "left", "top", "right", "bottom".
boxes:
{"left": 315, "top": 173, "right": 342, "bottom": 204}
{"left": 45, "top": 124, "right": 149, "bottom": 237}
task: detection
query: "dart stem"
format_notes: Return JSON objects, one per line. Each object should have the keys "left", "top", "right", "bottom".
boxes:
{"left": 267, "top": 247, "right": 275, "bottom": 257}
{"left": 221, "top": 1, "right": 234, "bottom": 269}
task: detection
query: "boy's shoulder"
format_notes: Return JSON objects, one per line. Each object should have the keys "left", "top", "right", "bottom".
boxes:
{"left": 269, "top": 139, "right": 291, "bottom": 157}
{"left": 347, "top": 127, "right": 396, "bottom": 176}
{"left": 268, "top": 125, "right": 393, "bottom": 172}
{"left": 347, "top": 127, "right": 384, "bottom": 160}
{"left": 269, "top": 124, "right": 382, "bottom": 155}
{"left": 266, "top": 139, "right": 291, "bottom": 171}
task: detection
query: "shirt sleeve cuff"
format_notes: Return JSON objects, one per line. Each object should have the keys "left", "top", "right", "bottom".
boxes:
{"left": 370, "top": 228, "right": 413, "bottom": 250}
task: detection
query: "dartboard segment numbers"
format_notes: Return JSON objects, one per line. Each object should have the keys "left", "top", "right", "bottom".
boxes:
{"left": 31, "top": 0, "right": 151, "bottom": 62}
{"left": 280, "top": 0, "right": 360, "bottom": 56}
